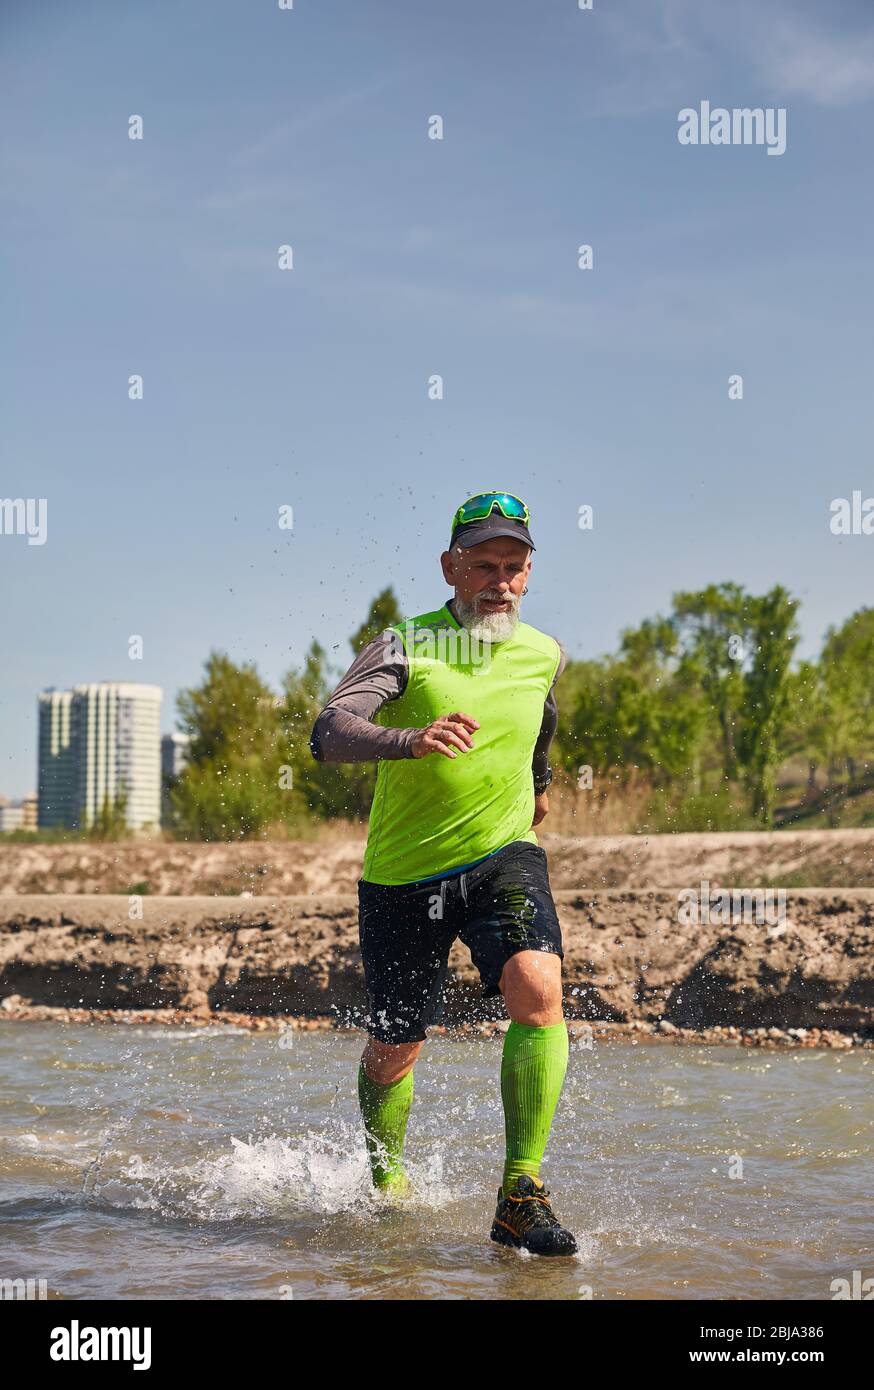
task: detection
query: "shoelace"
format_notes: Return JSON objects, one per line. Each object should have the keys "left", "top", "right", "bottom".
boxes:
{"left": 506, "top": 1190, "right": 561, "bottom": 1234}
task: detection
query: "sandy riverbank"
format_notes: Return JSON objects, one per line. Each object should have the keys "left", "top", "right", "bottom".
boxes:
{"left": 1, "top": 887, "right": 871, "bottom": 1041}
{"left": 3, "top": 827, "right": 874, "bottom": 896}
{"left": 0, "top": 996, "right": 863, "bottom": 1048}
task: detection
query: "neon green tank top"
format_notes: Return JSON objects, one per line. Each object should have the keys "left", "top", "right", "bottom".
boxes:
{"left": 362, "top": 603, "right": 561, "bottom": 885}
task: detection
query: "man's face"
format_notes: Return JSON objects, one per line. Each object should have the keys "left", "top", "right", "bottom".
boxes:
{"left": 440, "top": 536, "right": 532, "bottom": 622}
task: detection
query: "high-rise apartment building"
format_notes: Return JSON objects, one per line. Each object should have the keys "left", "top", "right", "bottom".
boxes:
{"left": 0, "top": 801, "right": 23, "bottom": 832}
{"left": 161, "top": 731, "right": 191, "bottom": 780}
{"left": 0, "top": 796, "right": 37, "bottom": 832}
{"left": 37, "top": 689, "right": 75, "bottom": 827}
{"left": 38, "top": 682, "right": 162, "bottom": 831}
{"left": 161, "top": 731, "right": 191, "bottom": 826}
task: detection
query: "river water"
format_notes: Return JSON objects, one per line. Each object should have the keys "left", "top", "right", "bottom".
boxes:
{"left": 1, "top": 1022, "right": 871, "bottom": 1300}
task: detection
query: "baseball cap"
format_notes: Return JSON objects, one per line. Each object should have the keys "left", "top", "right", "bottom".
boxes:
{"left": 448, "top": 492, "right": 536, "bottom": 551}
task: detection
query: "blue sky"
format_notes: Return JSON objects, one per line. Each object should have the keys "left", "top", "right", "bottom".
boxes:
{"left": 2, "top": 0, "right": 874, "bottom": 797}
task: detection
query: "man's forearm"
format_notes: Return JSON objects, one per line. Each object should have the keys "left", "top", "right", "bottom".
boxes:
{"left": 309, "top": 630, "right": 415, "bottom": 763}
{"left": 310, "top": 706, "right": 418, "bottom": 763}
{"left": 531, "top": 641, "right": 565, "bottom": 788}
{"left": 531, "top": 697, "right": 556, "bottom": 788}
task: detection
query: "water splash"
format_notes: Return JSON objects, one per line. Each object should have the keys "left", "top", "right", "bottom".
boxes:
{"left": 81, "top": 1115, "right": 136, "bottom": 1202}
{"left": 76, "top": 1121, "right": 463, "bottom": 1224}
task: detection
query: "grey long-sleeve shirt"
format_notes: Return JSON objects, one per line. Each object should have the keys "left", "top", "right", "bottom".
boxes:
{"left": 309, "top": 603, "right": 566, "bottom": 789}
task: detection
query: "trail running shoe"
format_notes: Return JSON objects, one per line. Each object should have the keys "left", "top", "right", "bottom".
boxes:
{"left": 490, "top": 1175, "right": 578, "bottom": 1256}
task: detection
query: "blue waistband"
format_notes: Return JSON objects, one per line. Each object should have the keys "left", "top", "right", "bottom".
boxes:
{"left": 414, "top": 849, "right": 499, "bottom": 883}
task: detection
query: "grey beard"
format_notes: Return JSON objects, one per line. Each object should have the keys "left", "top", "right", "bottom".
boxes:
{"left": 453, "top": 591, "right": 521, "bottom": 643}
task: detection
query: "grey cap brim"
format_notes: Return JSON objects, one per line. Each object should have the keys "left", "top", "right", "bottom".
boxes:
{"left": 449, "top": 514, "right": 535, "bottom": 551}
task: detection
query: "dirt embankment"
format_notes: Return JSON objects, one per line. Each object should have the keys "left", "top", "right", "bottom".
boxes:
{"left": 3, "top": 828, "right": 874, "bottom": 896}
{"left": 0, "top": 832, "right": 367, "bottom": 898}
{"left": 544, "top": 828, "right": 874, "bottom": 890}
{"left": 2, "top": 830, "right": 872, "bottom": 1041}
{"left": 1, "top": 889, "right": 871, "bottom": 1039}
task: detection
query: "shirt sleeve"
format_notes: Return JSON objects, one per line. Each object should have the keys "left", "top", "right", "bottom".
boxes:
{"left": 532, "top": 640, "right": 566, "bottom": 788}
{"left": 309, "top": 630, "right": 419, "bottom": 763}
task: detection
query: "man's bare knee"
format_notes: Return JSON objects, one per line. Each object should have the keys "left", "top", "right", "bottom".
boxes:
{"left": 362, "top": 1037, "right": 424, "bottom": 1083}
{"left": 499, "top": 951, "right": 563, "bottom": 1026}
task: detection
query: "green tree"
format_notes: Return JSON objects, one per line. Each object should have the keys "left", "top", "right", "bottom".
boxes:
{"left": 350, "top": 587, "right": 404, "bottom": 654}
{"left": 281, "top": 588, "right": 406, "bottom": 822}
{"left": 172, "top": 652, "right": 297, "bottom": 839}
{"left": 673, "top": 583, "right": 752, "bottom": 782}
{"left": 819, "top": 607, "right": 874, "bottom": 781}
{"left": 782, "top": 659, "right": 824, "bottom": 796}
{"left": 85, "top": 789, "right": 130, "bottom": 840}
{"left": 280, "top": 639, "right": 363, "bottom": 819}
{"left": 737, "top": 586, "right": 800, "bottom": 825}
{"left": 559, "top": 626, "right": 707, "bottom": 793}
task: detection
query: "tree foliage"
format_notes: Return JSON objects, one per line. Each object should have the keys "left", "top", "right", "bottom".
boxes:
{"left": 557, "top": 585, "right": 847, "bottom": 829}
{"left": 171, "top": 591, "right": 404, "bottom": 838}
{"left": 167, "top": 587, "right": 874, "bottom": 839}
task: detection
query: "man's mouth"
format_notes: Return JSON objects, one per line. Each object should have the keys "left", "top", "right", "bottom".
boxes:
{"left": 478, "top": 597, "right": 512, "bottom": 612}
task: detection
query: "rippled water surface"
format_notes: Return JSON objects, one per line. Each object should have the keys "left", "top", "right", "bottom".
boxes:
{"left": 1, "top": 1022, "right": 871, "bottom": 1300}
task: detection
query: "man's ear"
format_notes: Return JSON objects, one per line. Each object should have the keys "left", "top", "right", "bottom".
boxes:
{"left": 440, "top": 549, "right": 455, "bottom": 585}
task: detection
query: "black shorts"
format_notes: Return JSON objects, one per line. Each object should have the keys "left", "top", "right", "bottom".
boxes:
{"left": 357, "top": 840, "right": 563, "bottom": 1044}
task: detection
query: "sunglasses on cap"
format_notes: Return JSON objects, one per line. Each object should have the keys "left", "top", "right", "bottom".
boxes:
{"left": 451, "top": 492, "right": 531, "bottom": 531}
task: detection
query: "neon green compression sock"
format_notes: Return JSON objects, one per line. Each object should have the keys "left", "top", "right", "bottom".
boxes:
{"left": 357, "top": 1063, "right": 414, "bottom": 1188}
{"left": 500, "top": 1020, "right": 569, "bottom": 1193}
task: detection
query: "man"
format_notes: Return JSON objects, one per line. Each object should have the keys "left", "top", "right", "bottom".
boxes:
{"left": 310, "top": 491, "right": 576, "bottom": 1256}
